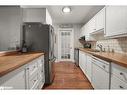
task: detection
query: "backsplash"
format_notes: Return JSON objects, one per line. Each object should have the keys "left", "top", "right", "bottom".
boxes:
{"left": 95, "top": 37, "right": 127, "bottom": 54}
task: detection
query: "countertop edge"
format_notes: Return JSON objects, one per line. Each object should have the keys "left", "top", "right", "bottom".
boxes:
{"left": 79, "top": 48, "right": 127, "bottom": 68}
{"left": 0, "top": 53, "right": 44, "bottom": 77}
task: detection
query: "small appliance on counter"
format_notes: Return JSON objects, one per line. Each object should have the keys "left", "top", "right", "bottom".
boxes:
{"left": 83, "top": 43, "right": 91, "bottom": 48}
{"left": 79, "top": 36, "right": 86, "bottom": 45}
{"left": 21, "top": 40, "right": 28, "bottom": 53}
{"left": 79, "top": 36, "right": 91, "bottom": 48}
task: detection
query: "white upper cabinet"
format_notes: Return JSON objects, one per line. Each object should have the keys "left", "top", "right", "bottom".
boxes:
{"left": 23, "top": 8, "right": 52, "bottom": 25}
{"left": 89, "top": 7, "right": 105, "bottom": 34}
{"left": 46, "top": 9, "right": 52, "bottom": 25}
{"left": 88, "top": 17, "right": 96, "bottom": 34}
{"left": 23, "top": 8, "right": 46, "bottom": 23}
{"left": 80, "top": 7, "right": 105, "bottom": 39}
{"left": 95, "top": 7, "right": 105, "bottom": 31}
{"left": 79, "top": 25, "right": 85, "bottom": 37}
{"left": 105, "top": 6, "right": 127, "bottom": 37}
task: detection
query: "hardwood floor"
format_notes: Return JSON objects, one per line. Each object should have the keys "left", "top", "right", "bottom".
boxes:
{"left": 43, "top": 61, "right": 93, "bottom": 89}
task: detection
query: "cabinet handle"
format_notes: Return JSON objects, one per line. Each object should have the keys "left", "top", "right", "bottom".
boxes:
{"left": 33, "top": 66, "right": 36, "bottom": 68}
{"left": 102, "top": 65, "right": 106, "bottom": 69}
{"left": 119, "top": 72, "right": 127, "bottom": 81}
{"left": 119, "top": 85, "right": 124, "bottom": 89}
{"left": 120, "top": 72, "right": 123, "bottom": 75}
{"left": 26, "top": 68, "right": 29, "bottom": 70}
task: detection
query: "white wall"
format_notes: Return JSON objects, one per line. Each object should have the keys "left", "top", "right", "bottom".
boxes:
{"left": 53, "top": 24, "right": 82, "bottom": 60}
{"left": 0, "top": 6, "right": 22, "bottom": 51}
{"left": 22, "top": 8, "right": 46, "bottom": 23}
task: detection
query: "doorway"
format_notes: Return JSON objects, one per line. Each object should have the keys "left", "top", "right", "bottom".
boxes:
{"left": 58, "top": 28, "right": 74, "bottom": 61}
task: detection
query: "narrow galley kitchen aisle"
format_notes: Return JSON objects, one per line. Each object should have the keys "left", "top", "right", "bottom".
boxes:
{"left": 43, "top": 61, "right": 93, "bottom": 89}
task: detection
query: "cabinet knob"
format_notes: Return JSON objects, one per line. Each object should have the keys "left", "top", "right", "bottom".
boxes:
{"left": 102, "top": 65, "right": 106, "bottom": 69}
{"left": 26, "top": 68, "right": 29, "bottom": 70}
{"left": 119, "top": 85, "right": 124, "bottom": 89}
{"left": 34, "top": 66, "right": 36, "bottom": 68}
{"left": 34, "top": 80, "right": 37, "bottom": 83}
{"left": 120, "top": 72, "right": 123, "bottom": 75}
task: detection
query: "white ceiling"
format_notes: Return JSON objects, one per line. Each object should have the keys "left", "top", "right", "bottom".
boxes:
{"left": 47, "top": 6, "right": 104, "bottom": 24}
{"left": 21, "top": 5, "right": 104, "bottom": 24}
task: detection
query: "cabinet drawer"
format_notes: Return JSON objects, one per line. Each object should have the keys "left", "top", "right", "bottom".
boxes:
{"left": 111, "top": 63, "right": 127, "bottom": 83}
{"left": 38, "top": 56, "right": 44, "bottom": 68}
{"left": 28, "top": 61, "right": 38, "bottom": 76}
{"left": 92, "top": 57, "right": 109, "bottom": 72}
{"left": 111, "top": 74, "right": 127, "bottom": 89}
{"left": 29, "top": 73, "right": 39, "bottom": 89}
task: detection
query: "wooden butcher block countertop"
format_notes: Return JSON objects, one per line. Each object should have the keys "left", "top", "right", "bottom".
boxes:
{"left": 0, "top": 51, "right": 44, "bottom": 77}
{"left": 79, "top": 48, "right": 127, "bottom": 68}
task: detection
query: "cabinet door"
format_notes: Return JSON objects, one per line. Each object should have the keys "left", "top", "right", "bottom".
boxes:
{"left": 96, "top": 8, "right": 105, "bottom": 31}
{"left": 92, "top": 63, "right": 109, "bottom": 89}
{"left": 46, "top": 9, "right": 52, "bottom": 25}
{"left": 0, "top": 67, "right": 26, "bottom": 89}
{"left": 82, "top": 25, "right": 86, "bottom": 36}
{"left": 86, "top": 55, "right": 92, "bottom": 82}
{"left": 88, "top": 17, "right": 96, "bottom": 34}
{"left": 23, "top": 8, "right": 46, "bottom": 22}
{"left": 106, "top": 6, "right": 127, "bottom": 37}
{"left": 111, "top": 74, "right": 127, "bottom": 89}
{"left": 79, "top": 51, "right": 87, "bottom": 74}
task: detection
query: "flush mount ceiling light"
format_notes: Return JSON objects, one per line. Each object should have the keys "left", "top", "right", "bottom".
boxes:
{"left": 62, "top": 6, "right": 71, "bottom": 13}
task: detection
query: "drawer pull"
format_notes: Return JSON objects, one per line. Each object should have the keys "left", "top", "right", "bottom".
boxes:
{"left": 119, "top": 72, "right": 127, "bottom": 81}
{"left": 33, "top": 66, "right": 36, "bottom": 68}
{"left": 119, "top": 85, "right": 124, "bottom": 89}
{"left": 102, "top": 65, "right": 106, "bottom": 69}
{"left": 120, "top": 72, "right": 123, "bottom": 75}
{"left": 27, "top": 68, "right": 29, "bottom": 70}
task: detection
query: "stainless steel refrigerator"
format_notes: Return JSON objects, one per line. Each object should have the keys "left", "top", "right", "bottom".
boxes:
{"left": 22, "top": 22, "right": 55, "bottom": 84}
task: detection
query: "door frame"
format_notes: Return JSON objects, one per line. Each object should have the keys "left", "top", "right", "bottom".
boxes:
{"left": 58, "top": 28, "right": 74, "bottom": 62}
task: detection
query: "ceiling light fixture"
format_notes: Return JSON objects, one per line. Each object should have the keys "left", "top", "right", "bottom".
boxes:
{"left": 62, "top": 6, "right": 71, "bottom": 13}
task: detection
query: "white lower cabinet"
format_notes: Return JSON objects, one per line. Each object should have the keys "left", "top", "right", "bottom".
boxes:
{"left": 86, "top": 55, "right": 92, "bottom": 82}
{"left": 79, "top": 51, "right": 110, "bottom": 89}
{"left": 0, "top": 55, "right": 45, "bottom": 90}
{"left": 0, "top": 66, "right": 26, "bottom": 90}
{"left": 79, "top": 50, "right": 92, "bottom": 82}
{"left": 111, "top": 63, "right": 127, "bottom": 89}
{"left": 79, "top": 50, "right": 127, "bottom": 89}
{"left": 92, "top": 63, "right": 109, "bottom": 89}
{"left": 79, "top": 50, "right": 87, "bottom": 74}
{"left": 91, "top": 57, "right": 110, "bottom": 89}
{"left": 111, "top": 74, "right": 127, "bottom": 89}
{"left": 26, "top": 55, "right": 45, "bottom": 89}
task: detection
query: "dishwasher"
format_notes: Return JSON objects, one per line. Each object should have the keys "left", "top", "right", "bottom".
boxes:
{"left": 91, "top": 56, "right": 110, "bottom": 89}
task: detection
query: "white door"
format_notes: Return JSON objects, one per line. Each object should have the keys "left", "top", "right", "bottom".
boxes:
{"left": 58, "top": 29, "right": 74, "bottom": 61}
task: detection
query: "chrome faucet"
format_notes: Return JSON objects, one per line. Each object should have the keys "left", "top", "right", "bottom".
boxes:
{"left": 97, "top": 44, "right": 103, "bottom": 52}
